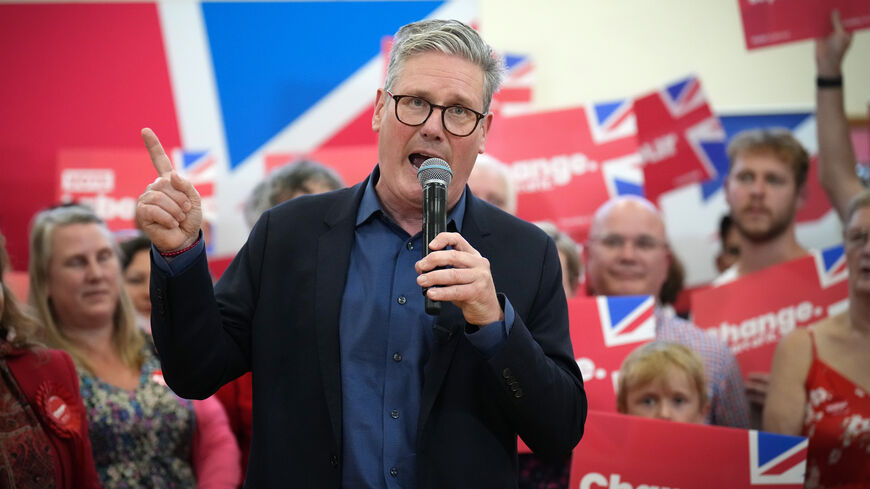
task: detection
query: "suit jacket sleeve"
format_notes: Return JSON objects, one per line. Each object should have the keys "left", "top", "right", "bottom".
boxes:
{"left": 150, "top": 209, "right": 272, "bottom": 399}
{"left": 484, "top": 226, "right": 587, "bottom": 458}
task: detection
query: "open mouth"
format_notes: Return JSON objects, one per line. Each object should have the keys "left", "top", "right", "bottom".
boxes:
{"left": 409, "top": 153, "right": 438, "bottom": 169}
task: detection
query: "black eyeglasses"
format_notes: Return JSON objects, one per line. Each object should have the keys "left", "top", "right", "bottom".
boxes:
{"left": 386, "top": 90, "right": 485, "bottom": 137}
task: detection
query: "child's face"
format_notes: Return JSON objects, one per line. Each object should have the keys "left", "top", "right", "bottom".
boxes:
{"left": 624, "top": 368, "right": 707, "bottom": 424}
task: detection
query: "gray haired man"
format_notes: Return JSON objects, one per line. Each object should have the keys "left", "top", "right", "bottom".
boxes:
{"left": 137, "top": 19, "right": 586, "bottom": 488}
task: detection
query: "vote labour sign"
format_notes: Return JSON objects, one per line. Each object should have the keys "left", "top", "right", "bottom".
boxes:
{"left": 570, "top": 295, "right": 657, "bottom": 412}
{"left": 691, "top": 245, "right": 848, "bottom": 378}
{"left": 518, "top": 295, "right": 655, "bottom": 455}
{"left": 57, "top": 148, "right": 157, "bottom": 231}
{"left": 738, "top": 0, "right": 870, "bottom": 50}
{"left": 570, "top": 411, "right": 807, "bottom": 488}
{"left": 484, "top": 103, "right": 642, "bottom": 244}
{"left": 632, "top": 76, "right": 727, "bottom": 203}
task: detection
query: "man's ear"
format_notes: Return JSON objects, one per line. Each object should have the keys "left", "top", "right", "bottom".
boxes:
{"left": 372, "top": 89, "right": 387, "bottom": 133}
{"left": 477, "top": 113, "right": 493, "bottom": 154}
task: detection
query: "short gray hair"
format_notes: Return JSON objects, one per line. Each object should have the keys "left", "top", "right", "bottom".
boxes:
{"left": 267, "top": 160, "right": 344, "bottom": 207}
{"left": 846, "top": 189, "right": 870, "bottom": 224}
{"left": 384, "top": 19, "right": 504, "bottom": 113}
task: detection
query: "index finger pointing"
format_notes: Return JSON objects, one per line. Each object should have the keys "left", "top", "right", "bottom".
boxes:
{"left": 141, "top": 127, "right": 174, "bottom": 176}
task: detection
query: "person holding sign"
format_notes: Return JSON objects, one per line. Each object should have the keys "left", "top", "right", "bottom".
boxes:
{"left": 764, "top": 17, "right": 870, "bottom": 489}
{"left": 816, "top": 10, "right": 863, "bottom": 220}
{"left": 584, "top": 196, "right": 749, "bottom": 428}
{"left": 136, "top": 19, "right": 586, "bottom": 488}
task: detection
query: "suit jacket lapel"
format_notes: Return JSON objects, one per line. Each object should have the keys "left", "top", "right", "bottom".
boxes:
{"left": 315, "top": 177, "right": 368, "bottom": 454}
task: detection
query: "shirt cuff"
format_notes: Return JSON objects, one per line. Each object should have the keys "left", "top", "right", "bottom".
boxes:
{"left": 151, "top": 237, "right": 206, "bottom": 276}
{"left": 465, "top": 294, "right": 515, "bottom": 359}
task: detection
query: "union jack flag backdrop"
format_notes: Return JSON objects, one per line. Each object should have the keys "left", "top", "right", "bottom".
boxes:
{"left": 0, "top": 0, "right": 475, "bottom": 268}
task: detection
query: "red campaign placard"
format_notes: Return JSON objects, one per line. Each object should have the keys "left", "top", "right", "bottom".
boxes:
{"left": 692, "top": 245, "right": 848, "bottom": 379}
{"left": 484, "top": 104, "right": 641, "bottom": 243}
{"left": 519, "top": 295, "right": 656, "bottom": 454}
{"left": 57, "top": 149, "right": 157, "bottom": 231}
{"left": 570, "top": 411, "right": 807, "bottom": 488}
{"left": 633, "top": 76, "right": 726, "bottom": 203}
{"left": 570, "top": 295, "right": 657, "bottom": 413}
{"left": 739, "top": 0, "right": 870, "bottom": 50}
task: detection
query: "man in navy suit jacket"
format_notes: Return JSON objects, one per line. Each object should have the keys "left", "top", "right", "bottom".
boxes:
{"left": 137, "top": 19, "right": 586, "bottom": 488}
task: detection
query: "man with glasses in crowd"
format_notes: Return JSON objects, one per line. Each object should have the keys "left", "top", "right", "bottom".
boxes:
{"left": 136, "top": 19, "right": 586, "bottom": 488}
{"left": 584, "top": 196, "right": 749, "bottom": 428}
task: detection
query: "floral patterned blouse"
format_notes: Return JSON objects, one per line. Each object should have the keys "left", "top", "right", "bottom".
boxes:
{"left": 79, "top": 342, "right": 196, "bottom": 488}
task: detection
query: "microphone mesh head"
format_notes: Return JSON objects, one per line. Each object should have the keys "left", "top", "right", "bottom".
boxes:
{"left": 417, "top": 158, "right": 453, "bottom": 188}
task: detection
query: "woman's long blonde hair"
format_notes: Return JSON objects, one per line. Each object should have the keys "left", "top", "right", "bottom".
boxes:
{"left": 28, "top": 205, "right": 144, "bottom": 373}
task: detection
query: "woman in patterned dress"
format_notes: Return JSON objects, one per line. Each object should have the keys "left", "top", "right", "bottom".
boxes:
{"left": 27, "top": 205, "right": 240, "bottom": 489}
{"left": 0, "top": 230, "right": 100, "bottom": 488}
{"left": 765, "top": 192, "right": 870, "bottom": 488}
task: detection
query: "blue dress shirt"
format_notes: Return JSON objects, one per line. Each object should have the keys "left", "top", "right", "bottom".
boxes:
{"left": 151, "top": 172, "right": 515, "bottom": 488}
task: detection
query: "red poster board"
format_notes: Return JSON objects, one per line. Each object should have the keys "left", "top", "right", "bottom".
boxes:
{"left": 570, "top": 411, "right": 807, "bottom": 488}
{"left": 520, "top": 295, "right": 656, "bottom": 454}
{"left": 485, "top": 104, "right": 641, "bottom": 243}
{"left": 691, "top": 245, "right": 848, "bottom": 378}
{"left": 634, "top": 76, "right": 726, "bottom": 202}
{"left": 738, "top": 0, "right": 870, "bottom": 50}
{"left": 57, "top": 149, "right": 157, "bottom": 231}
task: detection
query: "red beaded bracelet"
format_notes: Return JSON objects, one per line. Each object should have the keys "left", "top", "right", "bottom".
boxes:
{"left": 159, "top": 236, "right": 201, "bottom": 257}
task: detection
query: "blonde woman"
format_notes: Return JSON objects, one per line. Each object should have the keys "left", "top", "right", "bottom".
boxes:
{"left": 29, "top": 205, "right": 240, "bottom": 489}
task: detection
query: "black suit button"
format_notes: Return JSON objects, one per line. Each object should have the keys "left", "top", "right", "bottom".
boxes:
{"left": 330, "top": 454, "right": 338, "bottom": 468}
{"left": 502, "top": 368, "right": 512, "bottom": 379}
{"left": 393, "top": 352, "right": 403, "bottom": 362}
{"left": 514, "top": 388, "right": 525, "bottom": 398}
{"left": 390, "top": 467, "right": 398, "bottom": 477}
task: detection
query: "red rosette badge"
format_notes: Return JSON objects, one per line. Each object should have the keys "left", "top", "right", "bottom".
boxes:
{"left": 36, "top": 381, "right": 82, "bottom": 439}
{"left": 151, "top": 369, "right": 167, "bottom": 387}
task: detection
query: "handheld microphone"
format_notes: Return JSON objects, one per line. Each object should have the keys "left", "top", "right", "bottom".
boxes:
{"left": 417, "top": 158, "right": 452, "bottom": 316}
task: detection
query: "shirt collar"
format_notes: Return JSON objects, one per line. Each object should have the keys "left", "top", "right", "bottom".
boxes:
{"left": 356, "top": 165, "right": 466, "bottom": 233}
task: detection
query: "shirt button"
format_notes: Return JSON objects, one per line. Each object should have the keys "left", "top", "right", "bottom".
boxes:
{"left": 397, "top": 295, "right": 407, "bottom": 305}
{"left": 393, "top": 352, "right": 402, "bottom": 362}
{"left": 406, "top": 241, "right": 414, "bottom": 251}
{"left": 390, "top": 467, "right": 398, "bottom": 477}
{"left": 391, "top": 409, "right": 399, "bottom": 419}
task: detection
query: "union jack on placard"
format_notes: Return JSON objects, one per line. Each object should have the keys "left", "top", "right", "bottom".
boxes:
{"left": 748, "top": 431, "right": 807, "bottom": 485}
{"left": 815, "top": 244, "right": 847, "bottom": 288}
{"left": 588, "top": 98, "right": 637, "bottom": 145}
{"left": 601, "top": 158, "right": 644, "bottom": 199}
{"left": 174, "top": 149, "right": 218, "bottom": 218}
{"left": 660, "top": 76, "right": 707, "bottom": 117}
{"left": 491, "top": 53, "right": 534, "bottom": 115}
{"left": 597, "top": 295, "right": 656, "bottom": 347}
{"left": 661, "top": 76, "right": 727, "bottom": 183}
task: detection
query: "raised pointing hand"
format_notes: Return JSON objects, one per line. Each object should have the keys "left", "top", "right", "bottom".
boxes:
{"left": 136, "top": 128, "right": 202, "bottom": 252}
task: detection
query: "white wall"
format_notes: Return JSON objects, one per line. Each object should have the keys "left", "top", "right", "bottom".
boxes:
{"left": 480, "top": 0, "right": 870, "bottom": 117}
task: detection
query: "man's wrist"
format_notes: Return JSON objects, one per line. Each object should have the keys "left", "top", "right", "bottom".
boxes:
{"left": 816, "top": 75, "right": 843, "bottom": 89}
{"left": 159, "top": 234, "right": 202, "bottom": 257}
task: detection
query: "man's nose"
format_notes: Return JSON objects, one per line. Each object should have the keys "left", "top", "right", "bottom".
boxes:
{"left": 420, "top": 108, "right": 446, "bottom": 139}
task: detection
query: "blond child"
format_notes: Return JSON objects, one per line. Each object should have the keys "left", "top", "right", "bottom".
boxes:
{"left": 617, "top": 342, "right": 710, "bottom": 424}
